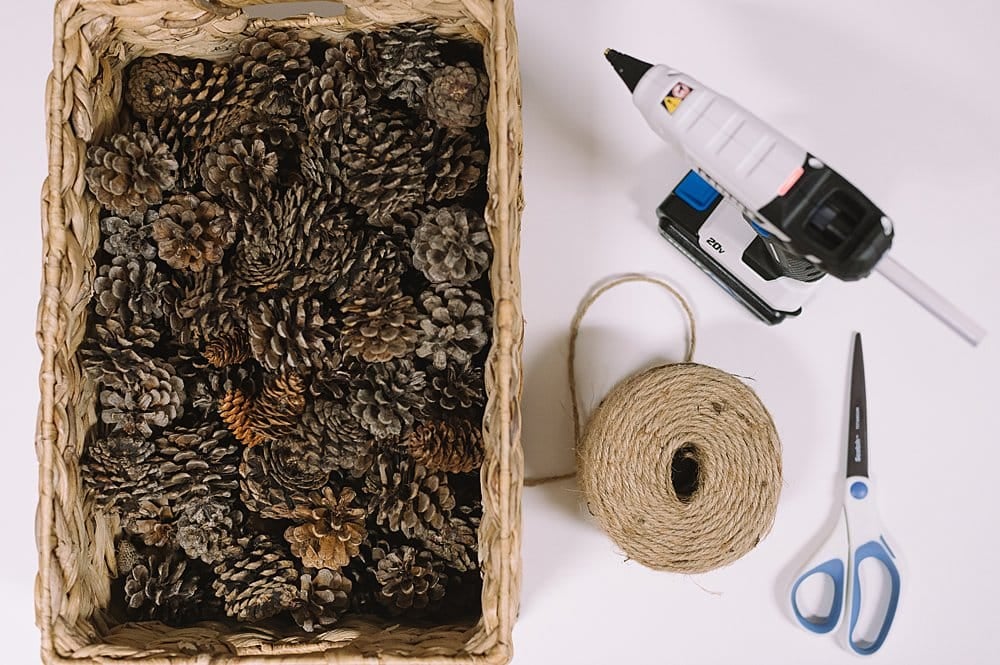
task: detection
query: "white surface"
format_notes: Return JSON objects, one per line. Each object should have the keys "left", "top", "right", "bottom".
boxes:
{"left": 1, "top": 1, "right": 998, "bottom": 664}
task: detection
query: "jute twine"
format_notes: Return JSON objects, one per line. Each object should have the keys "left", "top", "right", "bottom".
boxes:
{"left": 530, "top": 275, "right": 782, "bottom": 574}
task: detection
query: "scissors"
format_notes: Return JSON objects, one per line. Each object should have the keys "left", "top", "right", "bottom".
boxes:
{"left": 790, "top": 332, "right": 901, "bottom": 655}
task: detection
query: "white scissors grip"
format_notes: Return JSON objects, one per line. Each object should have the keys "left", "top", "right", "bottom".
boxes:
{"left": 790, "top": 508, "right": 848, "bottom": 634}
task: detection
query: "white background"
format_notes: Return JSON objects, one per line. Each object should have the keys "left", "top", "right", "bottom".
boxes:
{"left": 2, "top": 1, "right": 998, "bottom": 664}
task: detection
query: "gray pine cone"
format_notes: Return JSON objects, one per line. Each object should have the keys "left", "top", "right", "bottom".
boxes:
{"left": 124, "top": 550, "right": 209, "bottom": 624}
{"left": 416, "top": 285, "right": 491, "bottom": 371}
{"left": 247, "top": 295, "right": 340, "bottom": 373}
{"left": 420, "top": 504, "right": 480, "bottom": 573}
{"left": 175, "top": 495, "right": 244, "bottom": 565}
{"left": 231, "top": 28, "right": 312, "bottom": 117}
{"left": 425, "top": 361, "right": 485, "bottom": 412}
{"left": 212, "top": 534, "right": 302, "bottom": 622}
{"left": 365, "top": 451, "right": 456, "bottom": 538}
{"left": 371, "top": 541, "right": 446, "bottom": 615}
{"left": 348, "top": 359, "right": 427, "bottom": 440}
{"left": 372, "top": 23, "right": 448, "bottom": 109}
{"left": 93, "top": 254, "right": 167, "bottom": 328}
{"left": 299, "top": 397, "right": 375, "bottom": 478}
{"left": 411, "top": 206, "right": 491, "bottom": 285}
{"left": 239, "top": 442, "right": 308, "bottom": 519}
{"left": 297, "top": 45, "right": 368, "bottom": 144}
{"left": 340, "top": 288, "right": 421, "bottom": 364}
{"left": 292, "top": 567, "right": 353, "bottom": 632}
{"left": 81, "top": 433, "right": 158, "bottom": 511}
{"left": 425, "top": 62, "right": 489, "bottom": 129}
{"left": 98, "top": 356, "right": 185, "bottom": 437}
{"left": 425, "top": 128, "right": 487, "bottom": 203}
{"left": 85, "top": 125, "right": 178, "bottom": 216}
{"left": 101, "top": 210, "right": 158, "bottom": 260}
{"left": 201, "top": 137, "right": 278, "bottom": 211}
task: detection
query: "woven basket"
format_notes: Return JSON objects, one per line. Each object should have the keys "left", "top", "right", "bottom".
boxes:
{"left": 36, "top": 1, "right": 524, "bottom": 662}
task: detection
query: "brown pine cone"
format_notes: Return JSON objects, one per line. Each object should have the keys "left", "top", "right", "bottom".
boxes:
{"left": 284, "top": 487, "right": 366, "bottom": 569}
{"left": 239, "top": 443, "right": 308, "bottom": 519}
{"left": 340, "top": 31, "right": 383, "bottom": 101}
{"left": 203, "top": 330, "right": 251, "bottom": 368}
{"left": 365, "top": 452, "right": 456, "bottom": 538}
{"left": 299, "top": 397, "right": 375, "bottom": 478}
{"left": 231, "top": 28, "right": 312, "bottom": 117}
{"left": 124, "top": 549, "right": 210, "bottom": 624}
{"left": 125, "top": 55, "right": 184, "bottom": 118}
{"left": 425, "top": 62, "right": 489, "bottom": 129}
{"left": 232, "top": 211, "right": 296, "bottom": 293}
{"left": 420, "top": 504, "right": 481, "bottom": 573}
{"left": 292, "top": 568, "right": 353, "bottom": 632}
{"left": 411, "top": 206, "right": 492, "bottom": 286}
{"left": 93, "top": 254, "right": 167, "bottom": 328}
{"left": 340, "top": 109, "right": 428, "bottom": 224}
{"left": 297, "top": 45, "right": 367, "bottom": 144}
{"left": 372, "top": 23, "right": 448, "bottom": 109}
{"left": 425, "top": 127, "right": 487, "bottom": 203}
{"left": 348, "top": 359, "right": 427, "bottom": 440}
{"left": 266, "top": 435, "right": 334, "bottom": 492}
{"left": 219, "top": 372, "right": 306, "bottom": 448}
{"left": 416, "top": 285, "right": 491, "bottom": 371}
{"left": 201, "top": 137, "right": 278, "bottom": 211}
{"left": 99, "top": 356, "right": 185, "bottom": 437}
{"left": 152, "top": 192, "right": 236, "bottom": 271}
{"left": 212, "top": 534, "right": 302, "bottom": 622}
{"left": 370, "top": 541, "right": 446, "bottom": 615}
{"left": 85, "top": 125, "right": 178, "bottom": 216}
{"left": 121, "top": 498, "right": 176, "bottom": 548}
{"left": 247, "top": 295, "right": 340, "bottom": 373}
{"left": 175, "top": 495, "right": 244, "bottom": 564}
{"left": 425, "top": 362, "right": 485, "bottom": 412}
{"left": 340, "top": 288, "right": 421, "bottom": 363}
{"left": 100, "top": 210, "right": 158, "bottom": 260}
{"left": 162, "top": 265, "right": 246, "bottom": 346}
{"left": 403, "top": 419, "right": 484, "bottom": 473}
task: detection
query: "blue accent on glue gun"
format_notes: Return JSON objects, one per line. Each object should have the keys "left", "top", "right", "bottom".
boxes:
{"left": 790, "top": 558, "right": 845, "bottom": 634}
{"left": 673, "top": 171, "right": 720, "bottom": 212}
{"left": 848, "top": 539, "right": 901, "bottom": 655}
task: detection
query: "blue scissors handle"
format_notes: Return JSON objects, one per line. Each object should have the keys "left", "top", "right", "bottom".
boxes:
{"left": 791, "top": 557, "right": 845, "bottom": 634}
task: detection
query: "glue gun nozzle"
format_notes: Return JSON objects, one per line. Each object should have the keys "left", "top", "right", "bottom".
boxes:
{"left": 605, "top": 49, "right": 653, "bottom": 93}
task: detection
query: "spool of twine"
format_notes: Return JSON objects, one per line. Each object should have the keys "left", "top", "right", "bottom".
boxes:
{"left": 528, "top": 274, "right": 782, "bottom": 574}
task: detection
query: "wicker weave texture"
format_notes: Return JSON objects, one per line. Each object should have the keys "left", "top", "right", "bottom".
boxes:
{"left": 37, "top": 1, "right": 524, "bottom": 663}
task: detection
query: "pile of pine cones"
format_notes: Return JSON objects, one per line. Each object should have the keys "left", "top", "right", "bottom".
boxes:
{"left": 80, "top": 24, "right": 492, "bottom": 629}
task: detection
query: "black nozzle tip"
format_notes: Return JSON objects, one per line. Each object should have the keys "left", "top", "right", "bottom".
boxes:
{"left": 605, "top": 48, "right": 653, "bottom": 93}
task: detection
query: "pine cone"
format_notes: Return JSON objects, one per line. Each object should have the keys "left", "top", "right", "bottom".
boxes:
{"left": 425, "top": 62, "right": 489, "bottom": 129}
{"left": 425, "top": 362, "right": 485, "bottom": 412}
{"left": 403, "top": 419, "right": 484, "bottom": 473}
{"left": 340, "top": 288, "right": 421, "bottom": 363}
{"left": 340, "top": 32, "right": 383, "bottom": 101}
{"left": 115, "top": 539, "right": 142, "bottom": 577}
{"left": 372, "top": 23, "right": 448, "bottom": 109}
{"left": 163, "top": 265, "right": 246, "bottom": 346}
{"left": 203, "top": 330, "right": 251, "bottom": 368}
{"left": 411, "top": 206, "right": 491, "bottom": 286}
{"left": 101, "top": 210, "right": 158, "bottom": 260}
{"left": 212, "top": 534, "right": 302, "bottom": 622}
{"left": 154, "top": 422, "right": 241, "bottom": 505}
{"left": 171, "top": 348, "right": 258, "bottom": 417}
{"left": 292, "top": 568, "right": 353, "bottom": 632}
{"left": 335, "top": 233, "right": 407, "bottom": 303}
{"left": 297, "top": 45, "right": 367, "bottom": 144}
{"left": 124, "top": 550, "right": 209, "bottom": 624}
{"left": 420, "top": 504, "right": 480, "bottom": 573}
{"left": 201, "top": 137, "right": 278, "bottom": 211}
{"left": 99, "top": 356, "right": 185, "bottom": 437}
{"left": 371, "top": 542, "right": 446, "bottom": 615}
{"left": 86, "top": 125, "right": 178, "bottom": 216}
{"left": 219, "top": 372, "right": 306, "bottom": 447}
{"left": 233, "top": 212, "right": 297, "bottom": 293}
{"left": 284, "top": 487, "right": 366, "bottom": 569}
{"left": 247, "top": 295, "right": 340, "bottom": 373}
{"left": 340, "top": 109, "right": 428, "bottom": 223}
{"left": 348, "top": 359, "right": 427, "bottom": 440}
{"left": 365, "top": 452, "right": 456, "bottom": 538}
{"left": 93, "top": 254, "right": 167, "bottom": 328}
{"left": 266, "top": 435, "right": 334, "bottom": 492}
{"left": 121, "top": 498, "right": 176, "bottom": 548}
{"left": 82, "top": 433, "right": 157, "bottom": 510}
{"left": 125, "top": 55, "right": 185, "bottom": 118}
{"left": 425, "top": 128, "right": 487, "bottom": 203}
{"left": 239, "top": 443, "right": 306, "bottom": 519}
{"left": 416, "top": 285, "right": 491, "bottom": 371}
{"left": 175, "top": 495, "right": 243, "bottom": 564}
{"left": 152, "top": 192, "right": 236, "bottom": 271}
{"left": 231, "top": 28, "right": 312, "bottom": 117}
{"left": 299, "top": 397, "right": 375, "bottom": 478}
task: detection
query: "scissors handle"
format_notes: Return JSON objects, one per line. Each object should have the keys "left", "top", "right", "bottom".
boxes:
{"left": 790, "top": 508, "right": 849, "bottom": 635}
{"left": 842, "top": 476, "right": 902, "bottom": 656}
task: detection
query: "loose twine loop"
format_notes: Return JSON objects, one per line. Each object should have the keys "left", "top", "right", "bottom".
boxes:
{"left": 528, "top": 274, "right": 782, "bottom": 574}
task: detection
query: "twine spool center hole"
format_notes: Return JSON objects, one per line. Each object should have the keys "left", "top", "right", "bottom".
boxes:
{"left": 670, "top": 444, "right": 700, "bottom": 502}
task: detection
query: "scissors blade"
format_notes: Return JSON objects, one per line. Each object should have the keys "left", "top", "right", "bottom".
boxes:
{"left": 846, "top": 332, "right": 869, "bottom": 478}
